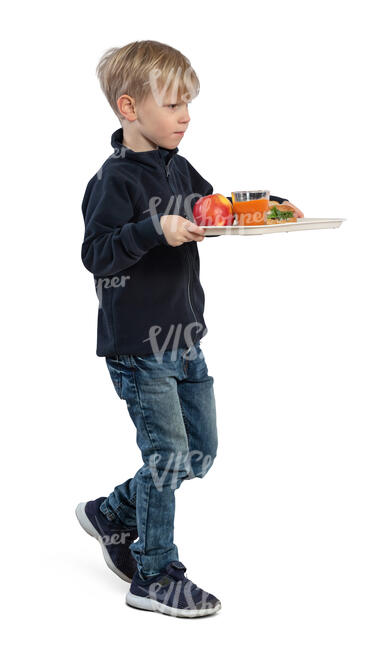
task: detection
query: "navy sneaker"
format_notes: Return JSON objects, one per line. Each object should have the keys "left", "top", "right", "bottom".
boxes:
{"left": 126, "top": 560, "right": 221, "bottom": 617}
{"left": 75, "top": 497, "right": 138, "bottom": 582}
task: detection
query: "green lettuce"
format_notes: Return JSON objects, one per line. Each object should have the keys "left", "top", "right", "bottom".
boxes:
{"left": 267, "top": 205, "right": 294, "bottom": 221}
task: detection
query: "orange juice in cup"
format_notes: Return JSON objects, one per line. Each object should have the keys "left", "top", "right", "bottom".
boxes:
{"left": 231, "top": 190, "right": 270, "bottom": 225}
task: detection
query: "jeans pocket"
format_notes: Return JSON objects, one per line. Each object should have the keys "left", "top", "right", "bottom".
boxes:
{"left": 105, "top": 357, "right": 123, "bottom": 399}
{"left": 132, "top": 352, "right": 164, "bottom": 368}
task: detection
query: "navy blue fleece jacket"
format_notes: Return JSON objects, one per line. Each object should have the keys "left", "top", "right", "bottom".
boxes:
{"left": 81, "top": 128, "right": 288, "bottom": 356}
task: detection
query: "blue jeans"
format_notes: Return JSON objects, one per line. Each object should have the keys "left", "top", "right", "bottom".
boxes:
{"left": 99, "top": 341, "right": 218, "bottom": 578}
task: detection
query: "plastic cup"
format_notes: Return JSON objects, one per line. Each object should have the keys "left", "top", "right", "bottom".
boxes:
{"left": 231, "top": 190, "right": 270, "bottom": 225}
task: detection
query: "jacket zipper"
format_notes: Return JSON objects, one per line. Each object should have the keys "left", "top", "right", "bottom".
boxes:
{"left": 161, "top": 155, "right": 198, "bottom": 325}
{"left": 184, "top": 245, "right": 198, "bottom": 324}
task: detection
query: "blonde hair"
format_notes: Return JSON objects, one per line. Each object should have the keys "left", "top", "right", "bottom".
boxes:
{"left": 96, "top": 40, "right": 200, "bottom": 123}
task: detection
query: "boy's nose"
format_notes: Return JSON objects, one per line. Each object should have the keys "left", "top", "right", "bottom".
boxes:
{"left": 179, "top": 117, "right": 190, "bottom": 129}
{"left": 181, "top": 106, "right": 190, "bottom": 123}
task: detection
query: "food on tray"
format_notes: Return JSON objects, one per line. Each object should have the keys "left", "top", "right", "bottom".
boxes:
{"left": 192, "top": 193, "right": 303, "bottom": 227}
{"left": 266, "top": 203, "right": 297, "bottom": 224}
{"left": 193, "top": 193, "right": 234, "bottom": 226}
{"left": 231, "top": 190, "right": 270, "bottom": 225}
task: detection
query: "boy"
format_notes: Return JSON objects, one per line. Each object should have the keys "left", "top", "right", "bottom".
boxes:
{"left": 76, "top": 40, "right": 298, "bottom": 618}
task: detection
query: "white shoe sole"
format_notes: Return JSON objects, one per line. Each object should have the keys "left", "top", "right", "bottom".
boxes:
{"left": 126, "top": 591, "right": 221, "bottom": 617}
{"left": 75, "top": 501, "right": 134, "bottom": 583}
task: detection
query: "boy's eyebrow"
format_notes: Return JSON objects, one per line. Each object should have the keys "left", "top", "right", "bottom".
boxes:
{"left": 163, "top": 99, "right": 191, "bottom": 105}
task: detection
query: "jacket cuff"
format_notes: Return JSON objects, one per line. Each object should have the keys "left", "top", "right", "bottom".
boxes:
{"left": 227, "top": 195, "right": 289, "bottom": 204}
{"left": 127, "top": 214, "right": 168, "bottom": 250}
{"left": 270, "top": 195, "right": 289, "bottom": 203}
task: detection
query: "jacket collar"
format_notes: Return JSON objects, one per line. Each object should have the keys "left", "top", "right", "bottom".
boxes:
{"left": 110, "top": 127, "right": 179, "bottom": 169}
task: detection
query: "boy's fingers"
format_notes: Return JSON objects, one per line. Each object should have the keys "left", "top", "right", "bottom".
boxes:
{"left": 184, "top": 234, "right": 205, "bottom": 242}
{"left": 184, "top": 231, "right": 205, "bottom": 242}
{"left": 185, "top": 223, "right": 205, "bottom": 235}
{"left": 283, "top": 201, "right": 304, "bottom": 216}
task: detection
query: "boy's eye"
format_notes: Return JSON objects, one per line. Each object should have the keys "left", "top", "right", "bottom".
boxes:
{"left": 166, "top": 101, "right": 192, "bottom": 109}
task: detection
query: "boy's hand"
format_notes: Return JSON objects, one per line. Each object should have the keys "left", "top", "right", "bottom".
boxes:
{"left": 281, "top": 201, "right": 304, "bottom": 219}
{"left": 160, "top": 214, "right": 205, "bottom": 246}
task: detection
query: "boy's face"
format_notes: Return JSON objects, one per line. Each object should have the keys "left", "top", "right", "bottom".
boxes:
{"left": 126, "top": 88, "right": 191, "bottom": 150}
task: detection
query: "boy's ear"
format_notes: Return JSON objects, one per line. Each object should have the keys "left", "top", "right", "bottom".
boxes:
{"left": 117, "top": 94, "right": 137, "bottom": 122}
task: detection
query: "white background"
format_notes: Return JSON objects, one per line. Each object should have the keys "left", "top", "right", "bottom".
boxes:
{"left": 2, "top": 0, "right": 375, "bottom": 647}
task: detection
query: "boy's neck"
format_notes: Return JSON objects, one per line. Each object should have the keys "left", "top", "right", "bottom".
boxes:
{"left": 122, "top": 126, "right": 158, "bottom": 153}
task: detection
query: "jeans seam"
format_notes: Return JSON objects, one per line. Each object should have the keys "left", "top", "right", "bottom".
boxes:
{"left": 116, "top": 373, "right": 122, "bottom": 397}
{"left": 132, "top": 480, "right": 151, "bottom": 566}
{"left": 106, "top": 357, "right": 123, "bottom": 399}
{"left": 131, "top": 369, "right": 158, "bottom": 454}
{"left": 177, "top": 395, "right": 191, "bottom": 449}
{"left": 100, "top": 502, "right": 116, "bottom": 520}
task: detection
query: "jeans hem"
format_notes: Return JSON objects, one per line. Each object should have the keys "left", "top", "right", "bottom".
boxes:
{"left": 132, "top": 545, "right": 180, "bottom": 578}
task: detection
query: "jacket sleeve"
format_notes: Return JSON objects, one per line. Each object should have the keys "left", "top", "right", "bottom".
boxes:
{"left": 226, "top": 195, "right": 289, "bottom": 203}
{"left": 269, "top": 195, "right": 289, "bottom": 203}
{"left": 81, "top": 172, "right": 168, "bottom": 276}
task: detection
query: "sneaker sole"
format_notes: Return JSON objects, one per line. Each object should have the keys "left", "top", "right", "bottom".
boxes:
{"left": 75, "top": 502, "right": 133, "bottom": 583}
{"left": 125, "top": 591, "right": 221, "bottom": 618}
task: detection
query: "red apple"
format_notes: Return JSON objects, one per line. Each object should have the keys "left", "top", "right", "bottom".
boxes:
{"left": 193, "top": 193, "right": 234, "bottom": 226}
